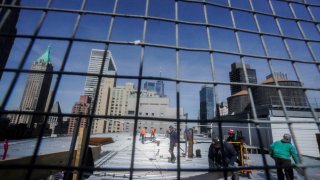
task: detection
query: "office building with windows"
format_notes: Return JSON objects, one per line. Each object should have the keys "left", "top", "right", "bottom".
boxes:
{"left": 126, "top": 88, "right": 185, "bottom": 134}
{"left": 229, "top": 62, "right": 257, "bottom": 95}
{"left": 67, "top": 95, "right": 91, "bottom": 136}
{"left": 228, "top": 63, "right": 257, "bottom": 115}
{"left": 199, "top": 85, "right": 214, "bottom": 134}
{"left": 84, "top": 49, "right": 117, "bottom": 105}
{"left": 92, "top": 83, "right": 133, "bottom": 134}
{"left": 144, "top": 80, "right": 165, "bottom": 97}
{"left": 14, "top": 46, "right": 53, "bottom": 128}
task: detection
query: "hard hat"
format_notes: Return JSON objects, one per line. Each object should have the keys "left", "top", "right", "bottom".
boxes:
{"left": 282, "top": 133, "right": 291, "bottom": 143}
{"left": 228, "top": 128, "right": 234, "bottom": 135}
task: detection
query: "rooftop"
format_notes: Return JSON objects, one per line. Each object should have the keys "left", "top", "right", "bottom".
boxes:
{"left": 1, "top": 133, "right": 319, "bottom": 179}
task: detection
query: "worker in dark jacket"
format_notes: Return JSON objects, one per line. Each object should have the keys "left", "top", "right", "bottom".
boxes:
{"left": 269, "top": 133, "right": 300, "bottom": 180}
{"left": 168, "top": 125, "right": 178, "bottom": 163}
{"left": 208, "top": 137, "right": 239, "bottom": 180}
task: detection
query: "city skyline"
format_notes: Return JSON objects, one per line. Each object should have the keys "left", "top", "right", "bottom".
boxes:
{"left": 0, "top": 0, "right": 319, "bottom": 120}
{"left": 1, "top": 1, "right": 320, "bottom": 179}
{"left": 2, "top": 43, "right": 320, "bottom": 120}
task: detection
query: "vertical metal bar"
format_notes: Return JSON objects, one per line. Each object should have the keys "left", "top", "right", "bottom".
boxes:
{"left": 78, "top": 0, "right": 119, "bottom": 179}
{"left": 203, "top": 0, "right": 225, "bottom": 177}
{"left": 303, "top": 0, "right": 320, "bottom": 34}
{"left": 304, "top": 1, "right": 320, "bottom": 104}
{"left": 269, "top": 1, "right": 317, "bottom": 179}
{"left": 129, "top": 0, "right": 149, "bottom": 179}
{"left": 247, "top": 0, "right": 278, "bottom": 176}
{"left": 289, "top": 2, "right": 320, "bottom": 72}
{"left": 203, "top": 0, "right": 219, "bottom": 119}
{"left": 0, "top": 0, "right": 53, "bottom": 177}
{"left": 0, "top": 0, "right": 19, "bottom": 31}
{"left": 25, "top": 1, "right": 88, "bottom": 179}
{"left": 64, "top": 113, "right": 82, "bottom": 180}
{"left": 1, "top": 0, "right": 53, "bottom": 111}
{"left": 287, "top": 1, "right": 320, "bottom": 130}
{"left": 228, "top": 0, "right": 271, "bottom": 179}
{"left": 174, "top": 1, "right": 181, "bottom": 179}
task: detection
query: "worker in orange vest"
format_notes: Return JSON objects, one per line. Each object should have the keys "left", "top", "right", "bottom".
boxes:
{"left": 150, "top": 127, "right": 156, "bottom": 141}
{"left": 140, "top": 128, "right": 146, "bottom": 144}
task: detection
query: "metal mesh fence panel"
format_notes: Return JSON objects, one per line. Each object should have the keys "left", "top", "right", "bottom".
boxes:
{"left": 0, "top": 0, "right": 320, "bottom": 179}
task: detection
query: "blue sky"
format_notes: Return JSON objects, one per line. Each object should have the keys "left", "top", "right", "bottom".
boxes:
{"left": 1, "top": 0, "right": 320, "bottom": 119}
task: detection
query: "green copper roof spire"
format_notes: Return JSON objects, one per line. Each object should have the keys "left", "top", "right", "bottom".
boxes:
{"left": 37, "top": 45, "right": 51, "bottom": 63}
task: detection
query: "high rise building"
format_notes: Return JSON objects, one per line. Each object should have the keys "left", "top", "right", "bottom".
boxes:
{"left": 144, "top": 80, "right": 165, "bottom": 97}
{"left": 15, "top": 45, "right": 53, "bottom": 128}
{"left": 155, "top": 80, "right": 165, "bottom": 97}
{"left": 84, "top": 49, "right": 117, "bottom": 104}
{"left": 199, "top": 85, "right": 215, "bottom": 134}
{"left": 229, "top": 62, "right": 257, "bottom": 95}
{"left": 92, "top": 82, "right": 132, "bottom": 134}
{"left": 67, "top": 95, "right": 91, "bottom": 136}
{"left": 228, "top": 63, "right": 257, "bottom": 115}
{"left": 0, "top": 0, "right": 20, "bottom": 80}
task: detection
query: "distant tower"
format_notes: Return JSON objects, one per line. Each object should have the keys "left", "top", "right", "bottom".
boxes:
{"left": 199, "top": 85, "right": 215, "bottom": 134}
{"left": 67, "top": 95, "right": 91, "bottom": 136}
{"left": 17, "top": 45, "right": 53, "bottom": 127}
{"left": 155, "top": 80, "right": 165, "bottom": 97}
{"left": 0, "top": 0, "right": 21, "bottom": 79}
{"left": 156, "top": 70, "right": 165, "bottom": 97}
{"left": 84, "top": 49, "right": 117, "bottom": 104}
{"left": 227, "top": 63, "right": 257, "bottom": 115}
{"left": 229, "top": 62, "right": 257, "bottom": 95}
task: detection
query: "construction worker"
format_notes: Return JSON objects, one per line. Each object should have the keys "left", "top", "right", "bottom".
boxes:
{"left": 226, "top": 128, "right": 236, "bottom": 142}
{"left": 168, "top": 125, "right": 178, "bottom": 163}
{"left": 150, "top": 127, "right": 156, "bottom": 141}
{"left": 269, "top": 133, "right": 300, "bottom": 180}
{"left": 208, "top": 137, "right": 239, "bottom": 180}
{"left": 140, "top": 128, "right": 146, "bottom": 144}
{"left": 226, "top": 129, "right": 244, "bottom": 166}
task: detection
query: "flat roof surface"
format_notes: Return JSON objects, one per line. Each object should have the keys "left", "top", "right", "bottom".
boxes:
{"left": 1, "top": 133, "right": 319, "bottom": 179}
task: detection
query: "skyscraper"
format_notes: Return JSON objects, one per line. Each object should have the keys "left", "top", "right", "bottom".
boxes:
{"left": 93, "top": 77, "right": 117, "bottom": 134}
{"left": 229, "top": 62, "right": 257, "bottom": 95}
{"left": 0, "top": 0, "right": 20, "bottom": 79}
{"left": 144, "top": 80, "right": 165, "bottom": 97}
{"left": 199, "top": 85, "right": 214, "bottom": 134}
{"left": 17, "top": 45, "right": 53, "bottom": 128}
{"left": 84, "top": 49, "right": 117, "bottom": 103}
{"left": 228, "top": 63, "right": 257, "bottom": 114}
{"left": 155, "top": 80, "right": 165, "bottom": 97}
